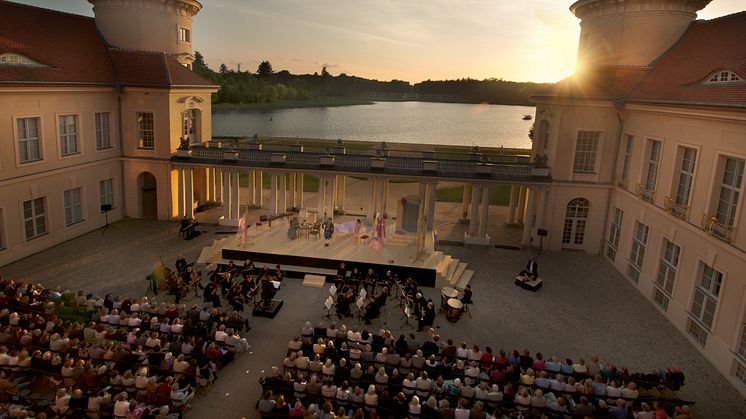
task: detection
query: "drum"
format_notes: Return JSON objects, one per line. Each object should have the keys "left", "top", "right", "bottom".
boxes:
{"left": 447, "top": 298, "right": 463, "bottom": 322}
{"left": 441, "top": 287, "right": 458, "bottom": 299}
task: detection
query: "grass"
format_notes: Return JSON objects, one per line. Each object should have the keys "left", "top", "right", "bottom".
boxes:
{"left": 435, "top": 184, "right": 512, "bottom": 205}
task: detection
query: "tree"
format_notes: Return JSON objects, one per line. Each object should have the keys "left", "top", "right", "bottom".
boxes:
{"left": 257, "top": 61, "right": 274, "bottom": 77}
{"left": 321, "top": 66, "right": 331, "bottom": 78}
{"left": 219, "top": 63, "right": 229, "bottom": 75}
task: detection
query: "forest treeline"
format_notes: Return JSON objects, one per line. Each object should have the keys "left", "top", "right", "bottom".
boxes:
{"left": 194, "top": 52, "right": 553, "bottom": 106}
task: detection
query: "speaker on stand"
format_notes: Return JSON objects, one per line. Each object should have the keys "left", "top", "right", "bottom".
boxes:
{"left": 100, "top": 204, "right": 117, "bottom": 234}
{"left": 536, "top": 229, "right": 548, "bottom": 256}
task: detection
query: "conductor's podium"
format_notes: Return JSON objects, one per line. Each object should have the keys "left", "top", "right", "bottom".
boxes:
{"left": 515, "top": 275, "right": 543, "bottom": 292}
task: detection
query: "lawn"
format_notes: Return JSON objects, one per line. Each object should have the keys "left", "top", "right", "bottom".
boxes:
{"left": 435, "top": 184, "right": 512, "bottom": 205}
{"left": 239, "top": 172, "right": 320, "bottom": 192}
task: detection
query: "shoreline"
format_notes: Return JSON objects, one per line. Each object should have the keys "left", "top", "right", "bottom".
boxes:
{"left": 212, "top": 97, "right": 534, "bottom": 112}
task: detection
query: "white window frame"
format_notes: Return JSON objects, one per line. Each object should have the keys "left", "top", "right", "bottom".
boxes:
{"left": 653, "top": 239, "right": 680, "bottom": 311}
{"left": 605, "top": 207, "right": 623, "bottom": 261}
{"left": 707, "top": 70, "right": 741, "bottom": 83}
{"left": 620, "top": 134, "right": 634, "bottom": 185}
{"left": 561, "top": 198, "right": 590, "bottom": 247}
{"left": 23, "top": 197, "right": 47, "bottom": 240}
{"left": 674, "top": 147, "right": 697, "bottom": 206}
{"left": 136, "top": 112, "right": 155, "bottom": 149}
{"left": 95, "top": 112, "right": 112, "bottom": 150}
{"left": 178, "top": 26, "right": 191, "bottom": 44}
{"left": 64, "top": 187, "right": 84, "bottom": 226}
{"left": 737, "top": 321, "right": 746, "bottom": 362}
{"left": 572, "top": 131, "right": 600, "bottom": 174}
{"left": 627, "top": 221, "right": 649, "bottom": 284}
{"left": 643, "top": 139, "right": 662, "bottom": 192}
{"left": 58, "top": 114, "right": 80, "bottom": 157}
{"left": 689, "top": 263, "right": 723, "bottom": 333}
{"left": 16, "top": 116, "right": 42, "bottom": 164}
{"left": 100, "top": 179, "right": 115, "bottom": 209}
{"left": 715, "top": 156, "right": 744, "bottom": 227}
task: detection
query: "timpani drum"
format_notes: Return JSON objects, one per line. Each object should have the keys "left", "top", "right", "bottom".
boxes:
{"left": 447, "top": 298, "right": 463, "bottom": 322}
{"left": 441, "top": 287, "right": 459, "bottom": 312}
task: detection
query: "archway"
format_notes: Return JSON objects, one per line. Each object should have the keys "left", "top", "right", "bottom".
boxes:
{"left": 138, "top": 172, "right": 157, "bottom": 219}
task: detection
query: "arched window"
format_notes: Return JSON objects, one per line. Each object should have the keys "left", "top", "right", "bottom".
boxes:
{"left": 706, "top": 70, "right": 741, "bottom": 83}
{"left": 562, "top": 198, "right": 590, "bottom": 246}
{"left": 182, "top": 109, "right": 200, "bottom": 144}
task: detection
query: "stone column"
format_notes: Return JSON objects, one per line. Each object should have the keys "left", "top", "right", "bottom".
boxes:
{"left": 222, "top": 168, "right": 230, "bottom": 220}
{"left": 521, "top": 188, "right": 536, "bottom": 246}
{"left": 461, "top": 183, "right": 472, "bottom": 222}
{"left": 328, "top": 175, "right": 337, "bottom": 219}
{"left": 289, "top": 173, "right": 296, "bottom": 209}
{"left": 427, "top": 181, "right": 437, "bottom": 230}
{"left": 231, "top": 170, "right": 239, "bottom": 219}
{"left": 478, "top": 185, "right": 490, "bottom": 237}
{"left": 516, "top": 186, "right": 527, "bottom": 224}
{"left": 255, "top": 171, "right": 264, "bottom": 207}
{"left": 468, "top": 184, "right": 481, "bottom": 236}
{"left": 295, "top": 173, "right": 306, "bottom": 208}
{"left": 279, "top": 174, "right": 287, "bottom": 213}
{"left": 269, "top": 173, "right": 278, "bottom": 215}
{"left": 507, "top": 185, "right": 518, "bottom": 225}
{"left": 381, "top": 178, "right": 389, "bottom": 216}
{"left": 318, "top": 175, "right": 326, "bottom": 221}
{"left": 367, "top": 178, "right": 376, "bottom": 220}
{"left": 214, "top": 168, "right": 222, "bottom": 203}
{"left": 336, "top": 175, "right": 346, "bottom": 213}
{"left": 176, "top": 167, "right": 184, "bottom": 218}
{"left": 185, "top": 167, "right": 194, "bottom": 219}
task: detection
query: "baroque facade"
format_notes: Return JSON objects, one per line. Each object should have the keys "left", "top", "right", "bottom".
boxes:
{"left": 531, "top": 0, "right": 746, "bottom": 396}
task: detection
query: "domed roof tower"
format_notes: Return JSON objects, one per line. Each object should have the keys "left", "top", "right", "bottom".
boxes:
{"left": 87, "top": 0, "right": 202, "bottom": 68}
{"left": 570, "top": 0, "right": 712, "bottom": 68}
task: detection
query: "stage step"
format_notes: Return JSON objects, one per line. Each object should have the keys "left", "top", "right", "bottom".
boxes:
{"left": 386, "top": 233, "right": 416, "bottom": 246}
{"left": 445, "top": 258, "right": 460, "bottom": 281}
{"left": 449, "top": 262, "right": 468, "bottom": 286}
{"left": 454, "top": 269, "right": 474, "bottom": 290}
{"left": 303, "top": 274, "right": 327, "bottom": 288}
{"left": 435, "top": 254, "right": 451, "bottom": 275}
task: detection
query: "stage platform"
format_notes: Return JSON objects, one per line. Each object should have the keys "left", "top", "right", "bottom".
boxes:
{"left": 203, "top": 216, "right": 451, "bottom": 287}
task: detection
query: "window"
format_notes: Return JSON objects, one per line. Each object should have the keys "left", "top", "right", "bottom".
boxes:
{"left": 643, "top": 139, "right": 661, "bottom": 191}
{"left": 736, "top": 362, "right": 746, "bottom": 386}
{"left": 716, "top": 156, "right": 744, "bottom": 227}
{"left": 17, "top": 117, "right": 41, "bottom": 163}
{"left": 0, "top": 53, "right": 46, "bottom": 67}
{"left": 182, "top": 109, "right": 198, "bottom": 144}
{"left": 627, "top": 221, "right": 649, "bottom": 284}
{"left": 137, "top": 112, "right": 155, "bottom": 149}
{"left": 58, "top": 115, "right": 79, "bottom": 156}
{"left": 179, "top": 27, "right": 191, "bottom": 43}
{"left": 64, "top": 188, "right": 83, "bottom": 226}
{"left": 573, "top": 131, "right": 600, "bottom": 173}
{"left": 100, "top": 179, "right": 114, "bottom": 208}
{"left": 675, "top": 147, "right": 697, "bottom": 206}
{"left": 737, "top": 322, "right": 746, "bottom": 361}
{"left": 620, "top": 134, "right": 634, "bottom": 186}
{"left": 561, "top": 198, "right": 589, "bottom": 246}
{"left": 653, "top": 239, "right": 680, "bottom": 311}
{"left": 95, "top": 112, "right": 111, "bottom": 149}
{"left": 23, "top": 197, "right": 47, "bottom": 240}
{"left": 606, "top": 207, "right": 623, "bottom": 261}
{"left": 707, "top": 70, "right": 740, "bottom": 83}
{"left": 690, "top": 263, "right": 722, "bottom": 330}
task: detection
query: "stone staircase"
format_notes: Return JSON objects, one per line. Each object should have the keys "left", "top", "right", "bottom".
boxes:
{"left": 434, "top": 252, "right": 474, "bottom": 290}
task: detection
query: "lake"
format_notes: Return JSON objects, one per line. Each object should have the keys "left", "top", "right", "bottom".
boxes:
{"left": 212, "top": 101, "right": 535, "bottom": 149}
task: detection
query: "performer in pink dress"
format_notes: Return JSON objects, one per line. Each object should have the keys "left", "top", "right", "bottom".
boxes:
{"left": 369, "top": 213, "right": 385, "bottom": 250}
{"left": 353, "top": 218, "right": 363, "bottom": 244}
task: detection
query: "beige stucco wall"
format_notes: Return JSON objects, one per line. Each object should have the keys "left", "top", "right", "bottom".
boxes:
{"left": 541, "top": 183, "right": 611, "bottom": 253}
{"left": 0, "top": 87, "right": 125, "bottom": 266}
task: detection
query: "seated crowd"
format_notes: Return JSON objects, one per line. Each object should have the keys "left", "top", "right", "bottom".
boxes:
{"left": 0, "top": 263, "right": 253, "bottom": 419}
{"left": 258, "top": 320, "right": 693, "bottom": 419}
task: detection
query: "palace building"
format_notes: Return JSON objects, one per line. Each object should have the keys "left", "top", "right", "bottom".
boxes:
{"left": 1, "top": 0, "right": 745, "bottom": 398}
{"left": 530, "top": 0, "right": 746, "bottom": 395}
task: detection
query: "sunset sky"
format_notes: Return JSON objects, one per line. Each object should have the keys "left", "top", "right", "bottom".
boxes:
{"left": 14, "top": 0, "right": 745, "bottom": 83}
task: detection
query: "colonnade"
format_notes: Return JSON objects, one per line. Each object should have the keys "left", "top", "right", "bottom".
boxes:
{"left": 174, "top": 165, "right": 550, "bottom": 247}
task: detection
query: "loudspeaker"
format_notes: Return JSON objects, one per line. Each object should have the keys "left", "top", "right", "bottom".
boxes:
{"left": 100, "top": 204, "right": 112, "bottom": 212}
{"left": 537, "top": 228, "right": 548, "bottom": 237}
{"left": 259, "top": 215, "right": 268, "bottom": 222}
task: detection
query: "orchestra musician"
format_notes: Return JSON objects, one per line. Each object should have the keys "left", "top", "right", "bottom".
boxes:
{"left": 418, "top": 300, "right": 436, "bottom": 332}
{"left": 335, "top": 285, "right": 354, "bottom": 317}
{"left": 362, "top": 288, "right": 388, "bottom": 325}
{"left": 260, "top": 275, "right": 276, "bottom": 308}
{"left": 364, "top": 268, "right": 378, "bottom": 293}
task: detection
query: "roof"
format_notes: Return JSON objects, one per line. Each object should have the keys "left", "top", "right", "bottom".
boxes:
{"left": 533, "top": 11, "right": 746, "bottom": 108}
{"left": 0, "top": 1, "right": 216, "bottom": 89}
{"left": 629, "top": 11, "right": 746, "bottom": 107}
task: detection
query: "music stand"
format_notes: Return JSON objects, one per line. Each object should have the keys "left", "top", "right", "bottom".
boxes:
{"left": 100, "top": 204, "right": 117, "bottom": 234}
{"left": 322, "top": 296, "right": 335, "bottom": 320}
{"left": 400, "top": 298, "right": 413, "bottom": 328}
{"left": 536, "top": 229, "right": 548, "bottom": 256}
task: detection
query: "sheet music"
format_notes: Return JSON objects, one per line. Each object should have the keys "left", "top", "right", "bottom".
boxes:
{"left": 271, "top": 280, "right": 281, "bottom": 289}
{"left": 329, "top": 285, "right": 337, "bottom": 296}
{"left": 356, "top": 297, "right": 365, "bottom": 309}
{"left": 359, "top": 289, "right": 367, "bottom": 300}
{"left": 324, "top": 296, "right": 334, "bottom": 310}
{"left": 404, "top": 306, "right": 411, "bottom": 318}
